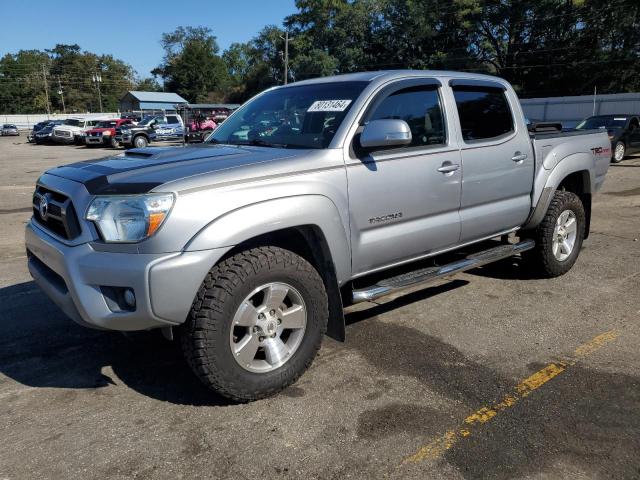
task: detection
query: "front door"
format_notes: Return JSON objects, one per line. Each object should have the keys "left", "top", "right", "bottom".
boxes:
{"left": 627, "top": 117, "right": 640, "bottom": 151}
{"left": 346, "top": 80, "right": 462, "bottom": 276}
{"left": 450, "top": 83, "right": 534, "bottom": 242}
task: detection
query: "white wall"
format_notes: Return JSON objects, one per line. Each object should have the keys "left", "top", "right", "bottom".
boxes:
{"left": 520, "top": 93, "right": 640, "bottom": 127}
{"left": 0, "top": 113, "right": 119, "bottom": 130}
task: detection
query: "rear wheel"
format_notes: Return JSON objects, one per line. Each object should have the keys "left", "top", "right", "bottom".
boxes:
{"left": 181, "top": 246, "right": 328, "bottom": 402}
{"left": 612, "top": 141, "right": 625, "bottom": 163}
{"left": 523, "top": 190, "right": 585, "bottom": 277}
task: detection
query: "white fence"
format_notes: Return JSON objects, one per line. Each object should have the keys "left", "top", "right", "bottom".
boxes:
{"left": 0, "top": 113, "right": 119, "bottom": 130}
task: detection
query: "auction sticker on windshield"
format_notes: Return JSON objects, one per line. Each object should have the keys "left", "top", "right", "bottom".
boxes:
{"left": 307, "top": 100, "right": 352, "bottom": 112}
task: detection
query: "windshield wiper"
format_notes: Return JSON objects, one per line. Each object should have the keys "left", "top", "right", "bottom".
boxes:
{"left": 232, "top": 139, "right": 288, "bottom": 148}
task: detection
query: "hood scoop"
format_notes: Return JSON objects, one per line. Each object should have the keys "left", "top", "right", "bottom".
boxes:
{"left": 124, "top": 151, "right": 155, "bottom": 159}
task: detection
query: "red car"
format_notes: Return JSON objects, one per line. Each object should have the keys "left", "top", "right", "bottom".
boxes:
{"left": 84, "top": 119, "right": 133, "bottom": 148}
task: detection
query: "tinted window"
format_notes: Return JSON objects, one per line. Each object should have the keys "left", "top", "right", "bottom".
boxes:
{"left": 369, "top": 86, "right": 446, "bottom": 147}
{"left": 576, "top": 116, "right": 627, "bottom": 130}
{"left": 166, "top": 115, "right": 180, "bottom": 124}
{"left": 453, "top": 87, "right": 513, "bottom": 141}
{"left": 97, "top": 121, "right": 118, "bottom": 128}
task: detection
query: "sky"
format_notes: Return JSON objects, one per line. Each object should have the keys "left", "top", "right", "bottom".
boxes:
{"left": 0, "top": 0, "right": 298, "bottom": 78}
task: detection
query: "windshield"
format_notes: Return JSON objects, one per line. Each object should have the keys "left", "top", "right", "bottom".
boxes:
{"left": 576, "top": 116, "right": 627, "bottom": 130}
{"left": 138, "top": 116, "right": 160, "bottom": 126}
{"left": 96, "top": 121, "right": 118, "bottom": 128}
{"left": 208, "top": 81, "right": 368, "bottom": 149}
{"left": 64, "top": 119, "right": 81, "bottom": 127}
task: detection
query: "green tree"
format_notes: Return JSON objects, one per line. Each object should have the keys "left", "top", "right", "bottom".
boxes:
{"left": 135, "top": 77, "right": 163, "bottom": 92}
{"left": 153, "top": 26, "right": 230, "bottom": 102}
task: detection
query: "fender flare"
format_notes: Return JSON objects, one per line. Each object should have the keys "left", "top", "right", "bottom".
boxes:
{"left": 524, "top": 153, "right": 593, "bottom": 230}
{"left": 185, "top": 194, "right": 351, "bottom": 280}
{"left": 185, "top": 194, "right": 351, "bottom": 341}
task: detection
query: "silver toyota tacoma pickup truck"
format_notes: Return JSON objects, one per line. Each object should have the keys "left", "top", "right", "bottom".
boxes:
{"left": 25, "top": 71, "right": 610, "bottom": 401}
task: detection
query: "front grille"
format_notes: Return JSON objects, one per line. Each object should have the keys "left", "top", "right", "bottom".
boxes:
{"left": 32, "top": 186, "right": 81, "bottom": 240}
{"left": 54, "top": 130, "right": 71, "bottom": 137}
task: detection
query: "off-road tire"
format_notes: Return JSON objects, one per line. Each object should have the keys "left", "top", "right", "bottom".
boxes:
{"left": 524, "top": 190, "right": 585, "bottom": 277}
{"left": 181, "top": 246, "right": 328, "bottom": 402}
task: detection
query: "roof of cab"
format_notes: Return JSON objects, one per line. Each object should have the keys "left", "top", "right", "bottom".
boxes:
{"left": 288, "top": 69, "right": 507, "bottom": 86}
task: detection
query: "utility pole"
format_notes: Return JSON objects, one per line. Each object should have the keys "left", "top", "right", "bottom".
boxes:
{"left": 41, "top": 64, "right": 51, "bottom": 117}
{"left": 57, "top": 76, "right": 66, "bottom": 114}
{"left": 279, "top": 31, "right": 294, "bottom": 85}
{"left": 92, "top": 70, "right": 103, "bottom": 113}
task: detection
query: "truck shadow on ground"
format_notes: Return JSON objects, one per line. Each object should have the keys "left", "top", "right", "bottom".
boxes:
{"left": 1, "top": 279, "right": 468, "bottom": 408}
{"left": 0, "top": 281, "right": 229, "bottom": 406}
{"left": 345, "top": 315, "right": 640, "bottom": 479}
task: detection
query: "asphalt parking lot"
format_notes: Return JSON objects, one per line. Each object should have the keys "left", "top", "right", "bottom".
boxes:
{"left": 0, "top": 135, "right": 639, "bottom": 479}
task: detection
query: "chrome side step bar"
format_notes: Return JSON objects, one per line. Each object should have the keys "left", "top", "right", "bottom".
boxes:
{"left": 351, "top": 239, "right": 535, "bottom": 303}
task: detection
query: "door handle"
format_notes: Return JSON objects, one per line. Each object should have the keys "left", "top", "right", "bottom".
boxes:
{"left": 512, "top": 152, "right": 528, "bottom": 162}
{"left": 437, "top": 163, "right": 460, "bottom": 173}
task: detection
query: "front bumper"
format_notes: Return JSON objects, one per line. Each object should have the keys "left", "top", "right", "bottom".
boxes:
{"left": 115, "top": 134, "right": 131, "bottom": 145}
{"left": 85, "top": 136, "right": 108, "bottom": 145}
{"left": 52, "top": 134, "right": 75, "bottom": 144}
{"left": 25, "top": 221, "right": 229, "bottom": 331}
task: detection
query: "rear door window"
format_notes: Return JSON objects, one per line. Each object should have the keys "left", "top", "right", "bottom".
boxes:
{"left": 166, "top": 115, "right": 180, "bottom": 124}
{"left": 452, "top": 87, "right": 514, "bottom": 141}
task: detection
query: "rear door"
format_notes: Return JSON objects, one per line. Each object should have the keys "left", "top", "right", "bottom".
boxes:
{"left": 346, "top": 78, "right": 462, "bottom": 275}
{"left": 450, "top": 80, "right": 534, "bottom": 242}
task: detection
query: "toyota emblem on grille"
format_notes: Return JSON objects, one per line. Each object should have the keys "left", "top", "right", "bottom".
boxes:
{"left": 39, "top": 194, "right": 49, "bottom": 220}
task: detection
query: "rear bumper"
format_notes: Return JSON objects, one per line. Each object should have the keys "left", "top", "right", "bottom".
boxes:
{"left": 25, "top": 221, "right": 229, "bottom": 331}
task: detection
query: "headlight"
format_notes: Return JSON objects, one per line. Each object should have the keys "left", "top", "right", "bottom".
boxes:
{"left": 86, "top": 193, "right": 174, "bottom": 242}
{"left": 102, "top": 131, "right": 111, "bottom": 136}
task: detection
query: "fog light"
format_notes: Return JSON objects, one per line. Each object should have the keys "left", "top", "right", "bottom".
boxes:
{"left": 123, "top": 288, "right": 136, "bottom": 308}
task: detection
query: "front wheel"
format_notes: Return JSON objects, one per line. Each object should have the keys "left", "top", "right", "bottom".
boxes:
{"left": 612, "top": 141, "right": 625, "bottom": 163}
{"left": 133, "top": 135, "right": 148, "bottom": 149}
{"left": 523, "top": 190, "right": 585, "bottom": 277}
{"left": 181, "top": 246, "right": 328, "bottom": 402}
{"left": 109, "top": 137, "right": 120, "bottom": 148}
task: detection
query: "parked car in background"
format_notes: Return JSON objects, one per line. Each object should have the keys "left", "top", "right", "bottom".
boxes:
{"left": 1, "top": 124, "right": 19, "bottom": 136}
{"left": 186, "top": 116, "right": 218, "bottom": 143}
{"left": 115, "top": 114, "right": 185, "bottom": 149}
{"left": 26, "top": 71, "right": 611, "bottom": 402}
{"left": 52, "top": 117, "right": 113, "bottom": 145}
{"left": 576, "top": 114, "right": 640, "bottom": 162}
{"left": 28, "top": 121, "right": 52, "bottom": 142}
{"left": 84, "top": 119, "right": 134, "bottom": 148}
{"left": 33, "top": 121, "right": 65, "bottom": 144}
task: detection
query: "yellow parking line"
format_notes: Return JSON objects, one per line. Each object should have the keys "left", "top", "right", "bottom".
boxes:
{"left": 404, "top": 330, "right": 619, "bottom": 464}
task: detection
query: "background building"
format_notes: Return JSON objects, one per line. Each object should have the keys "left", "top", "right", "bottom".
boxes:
{"left": 119, "top": 91, "right": 188, "bottom": 113}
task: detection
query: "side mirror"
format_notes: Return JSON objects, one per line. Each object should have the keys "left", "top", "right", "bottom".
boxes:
{"left": 360, "top": 119, "right": 412, "bottom": 149}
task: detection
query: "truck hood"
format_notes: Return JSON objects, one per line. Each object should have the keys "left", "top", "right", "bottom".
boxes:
{"left": 44, "top": 144, "right": 300, "bottom": 194}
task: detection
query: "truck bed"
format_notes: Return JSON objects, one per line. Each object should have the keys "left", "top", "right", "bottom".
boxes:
{"left": 530, "top": 128, "right": 610, "bottom": 205}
